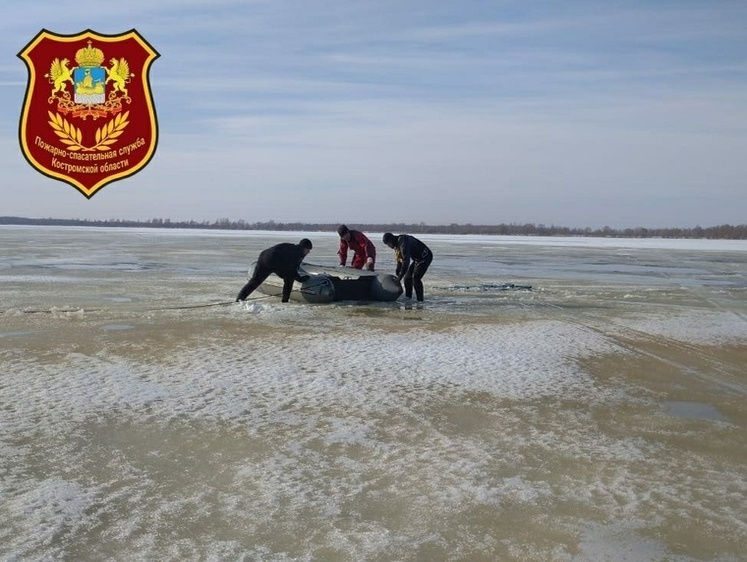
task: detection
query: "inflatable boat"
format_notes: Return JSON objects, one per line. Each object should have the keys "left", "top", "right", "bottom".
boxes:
{"left": 255, "top": 262, "right": 403, "bottom": 304}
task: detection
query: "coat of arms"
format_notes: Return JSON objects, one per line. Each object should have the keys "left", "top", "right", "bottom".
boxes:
{"left": 18, "top": 29, "right": 159, "bottom": 198}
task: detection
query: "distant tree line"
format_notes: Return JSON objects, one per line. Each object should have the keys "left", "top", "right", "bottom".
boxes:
{"left": 1, "top": 216, "right": 746, "bottom": 239}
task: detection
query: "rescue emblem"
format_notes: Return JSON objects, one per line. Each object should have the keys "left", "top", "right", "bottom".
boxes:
{"left": 18, "top": 29, "right": 159, "bottom": 198}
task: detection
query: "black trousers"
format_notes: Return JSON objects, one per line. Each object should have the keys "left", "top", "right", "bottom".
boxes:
{"left": 403, "top": 252, "right": 432, "bottom": 301}
{"left": 237, "top": 261, "right": 297, "bottom": 302}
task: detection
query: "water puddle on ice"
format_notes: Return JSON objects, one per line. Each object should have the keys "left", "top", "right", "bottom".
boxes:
{"left": 100, "top": 324, "right": 136, "bottom": 331}
{"left": 662, "top": 400, "right": 728, "bottom": 422}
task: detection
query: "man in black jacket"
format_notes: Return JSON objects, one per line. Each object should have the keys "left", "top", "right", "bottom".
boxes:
{"left": 382, "top": 232, "right": 433, "bottom": 302}
{"left": 236, "top": 238, "right": 312, "bottom": 302}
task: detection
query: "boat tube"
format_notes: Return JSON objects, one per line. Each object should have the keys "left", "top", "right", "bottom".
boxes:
{"left": 254, "top": 262, "right": 403, "bottom": 304}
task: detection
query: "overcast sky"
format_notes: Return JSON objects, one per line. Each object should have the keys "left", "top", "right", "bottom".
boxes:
{"left": 1, "top": 1, "right": 745, "bottom": 228}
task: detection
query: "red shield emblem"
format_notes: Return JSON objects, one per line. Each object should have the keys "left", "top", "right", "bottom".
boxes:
{"left": 18, "top": 29, "right": 159, "bottom": 198}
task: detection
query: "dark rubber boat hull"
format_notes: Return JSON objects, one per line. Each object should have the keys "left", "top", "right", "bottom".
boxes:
{"left": 255, "top": 262, "right": 403, "bottom": 303}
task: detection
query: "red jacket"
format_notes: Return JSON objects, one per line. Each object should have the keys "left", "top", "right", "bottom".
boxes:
{"left": 338, "top": 230, "right": 376, "bottom": 269}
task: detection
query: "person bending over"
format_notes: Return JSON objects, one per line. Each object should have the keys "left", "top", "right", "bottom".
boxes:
{"left": 382, "top": 232, "right": 433, "bottom": 302}
{"left": 236, "top": 238, "right": 312, "bottom": 303}
{"left": 337, "top": 224, "right": 376, "bottom": 271}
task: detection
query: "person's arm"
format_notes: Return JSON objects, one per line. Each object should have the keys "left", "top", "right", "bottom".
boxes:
{"left": 363, "top": 236, "right": 376, "bottom": 270}
{"left": 397, "top": 238, "right": 410, "bottom": 278}
{"left": 294, "top": 259, "right": 310, "bottom": 282}
{"left": 281, "top": 253, "right": 303, "bottom": 301}
{"left": 337, "top": 240, "right": 348, "bottom": 266}
{"left": 351, "top": 232, "right": 376, "bottom": 270}
{"left": 281, "top": 277, "right": 294, "bottom": 302}
{"left": 274, "top": 247, "right": 307, "bottom": 285}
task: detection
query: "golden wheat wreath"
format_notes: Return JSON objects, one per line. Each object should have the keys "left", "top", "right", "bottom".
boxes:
{"left": 47, "top": 110, "right": 130, "bottom": 152}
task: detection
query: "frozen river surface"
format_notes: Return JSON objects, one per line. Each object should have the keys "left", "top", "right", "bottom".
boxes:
{"left": 1, "top": 226, "right": 746, "bottom": 561}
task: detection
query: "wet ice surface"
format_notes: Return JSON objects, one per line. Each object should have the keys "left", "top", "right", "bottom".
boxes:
{"left": 1, "top": 226, "right": 746, "bottom": 561}
{"left": 663, "top": 401, "right": 727, "bottom": 421}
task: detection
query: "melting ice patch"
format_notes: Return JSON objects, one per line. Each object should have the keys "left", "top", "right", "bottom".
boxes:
{"left": 2, "top": 306, "right": 741, "bottom": 560}
{"left": 2, "top": 316, "right": 622, "bottom": 435}
{"left": 612, "top": 309, "right": 747, "bottom": 345}
{"left": 2, "top": 479, "right": 94, "bottom": 557}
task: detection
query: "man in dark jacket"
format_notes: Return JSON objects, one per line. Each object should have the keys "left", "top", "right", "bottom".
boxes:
{"left": 236, "top": 238, "right": 312, "bottom": 302}
{"left": 337, "top": 224, "right": 376, "bottom": 270}
{"left": 382, "top": 232, "right": 433, "bottom": 302}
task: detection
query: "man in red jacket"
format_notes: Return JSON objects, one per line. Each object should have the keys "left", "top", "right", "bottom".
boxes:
{"left": 337, "top": 225, "right": 376, "bottom": 271}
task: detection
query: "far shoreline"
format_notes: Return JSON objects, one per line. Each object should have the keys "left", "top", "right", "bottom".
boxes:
{"left": 2, "top": 216, "right": 745, "bottom": 240}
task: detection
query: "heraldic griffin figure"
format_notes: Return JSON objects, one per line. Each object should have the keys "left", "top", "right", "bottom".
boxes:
{"left": 105, "top": 57, "right": 131, "bottom": 97}
{"left": 48, "top": 58, "right": 74, "bottom": 96}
